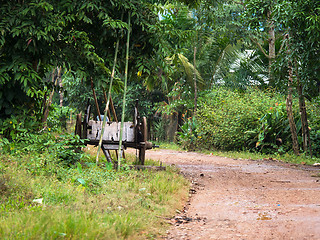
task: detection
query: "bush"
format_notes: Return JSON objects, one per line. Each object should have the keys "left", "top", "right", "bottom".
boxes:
{"left": 308, "top": 96, "right": 320, "bottom": 157}
{"left": 177, "top": 116, "right": 201, "bottom": 151}
{"left": 193, "top": 87, "right": 297, "bottom": 152}
{"left": 47, "top": 104, "right": 74, "bottom": 131}
{"left": 0, "top": 130, "right": 85, "bottom": 167}
{"left": 0, "top": 115, "right": 40, "bottom": 141}
{"left": 248, "top": 101, "right": 293, "bottom": 153}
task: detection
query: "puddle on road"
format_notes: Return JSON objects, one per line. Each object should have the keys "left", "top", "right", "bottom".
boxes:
{"left": 257, "top": 213, "right": 272, "bottom": 220}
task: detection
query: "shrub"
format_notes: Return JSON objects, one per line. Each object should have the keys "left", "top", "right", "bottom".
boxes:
{"left": 0, "top": 115, "right": 40, "bottom": 141}
{"left": 194, "top": 87, "right": 296, "bottom": 152}
{"left": 0, "top": 130, "right": 85, "bottom": 167}
{"left": 248, "top": 101, "right": 294, "bottom": 154}
{"left": 177, "top": 116, "right": 201, "bottom": 151}
{"left": 308, "top": 96, "right": 320, "bottom": 157}
{"left": 47, "top": 104, "right": 74, "bottom": 131}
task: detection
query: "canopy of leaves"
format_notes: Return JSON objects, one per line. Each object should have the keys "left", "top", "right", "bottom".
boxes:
{"left": 0, "top": 0, "right": 165, "bottom": 119}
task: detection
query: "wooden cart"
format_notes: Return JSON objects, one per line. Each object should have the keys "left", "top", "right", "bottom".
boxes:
{"left": 75, "top": 100, "right": 153, "bottom": 165}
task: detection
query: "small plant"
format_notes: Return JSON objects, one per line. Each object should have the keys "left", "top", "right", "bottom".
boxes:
{"left": 248, "top": 102, "right": 293, "bottom": 154}
{"left": 52, "top": 134, "right": 86, "bottom": 166}
{"left": 177, "top": 116, "right": 201, "bottom": 151}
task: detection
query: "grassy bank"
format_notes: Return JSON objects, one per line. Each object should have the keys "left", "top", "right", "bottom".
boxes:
{"left": 157, "top": 141, "right": 320, "bottom": 166}
{"left": 0, "top": 148, "right": 189, "bottom": 239}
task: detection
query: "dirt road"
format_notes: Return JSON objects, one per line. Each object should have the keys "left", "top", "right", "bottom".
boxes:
{"left": 144, "top": 149, "right": 320, "bottom": 240}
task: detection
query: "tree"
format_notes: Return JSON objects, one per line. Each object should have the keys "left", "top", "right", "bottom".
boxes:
{"left": 275, "top": 0, "right": 320, "bottom": 155}
{"left": 0, "top": 0, "right": 168, "bottom": 125}
{"left": 241, "top": 0, "right": 288, "bottom": 85}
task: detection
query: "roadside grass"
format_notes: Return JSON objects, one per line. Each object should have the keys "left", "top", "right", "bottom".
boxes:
{"left": 154, "top": 142, "right": 183, "bottom": 151}
{"left": 158, "top": 142, "right": 320, "bottom": 166}
{"left": 205, "top": 150, "right": 320, "bottom": 166}
{"left": 0, "top": 148, "right": 189, "bottom": 239}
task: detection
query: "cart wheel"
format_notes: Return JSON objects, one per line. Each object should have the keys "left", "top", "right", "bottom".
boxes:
{"left": 139, "top": 117, "right": 148, "bottom": 165}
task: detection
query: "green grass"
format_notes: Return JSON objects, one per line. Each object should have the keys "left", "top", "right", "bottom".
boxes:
{"left": 154, "top": 141, "right": 183, "bottom": 151}
{"left": 203, "top": 150, "right": 320, "bottom": 165}
{"left": 158, "top": 141, "right": 320, "bottom": 166}
{"left": 0, "top": 149, "right": 189, "bottom": 240}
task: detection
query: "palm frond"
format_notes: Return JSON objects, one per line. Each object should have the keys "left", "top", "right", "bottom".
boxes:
{"left": 177, "top": 53, "right": 205, "bottom": 89}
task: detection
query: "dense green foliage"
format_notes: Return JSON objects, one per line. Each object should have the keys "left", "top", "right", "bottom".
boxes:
{"left": 178, "top": 87, "right": 320, "bottom": 158}
{"left": 158, "top": 0, "right": 320, "bottom": 158}
{"left": 196, "top": 89, "right": 287, "bottom": 151}
{"left": 273, "top": 0, "right": 320, "bottom": 97}
{"left": 0, "top": 0, "right": 320, "bottom": 237}
{"left": 0, "top": 0, "right": 166, "bottom": 119}
{"left": 308, "top": 96, "right": 320, "bottom": 155}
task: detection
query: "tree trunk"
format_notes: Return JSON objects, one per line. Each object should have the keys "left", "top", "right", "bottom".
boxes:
{"left": 267, "top": 10, "right": 276, "bottom": 84}
{"left": 286, "top": 58, "right": 299, "bottom": 155}
{"left": 286, "top": 91, "right": 299, "bottom": 155}
{"left": 296, "top": 79, "right": 312, "bottom": 156}
{"left": 166, "top": 112, "right": 178, "bottom": 142}
{"left": 193, "top": 46, "right": 197, "bottom": 116}
{"left": 59, "top": 75, "right": 63, "bottom": 107}
{"left": 41, "top": 67, "right": 61, "bottom": 125}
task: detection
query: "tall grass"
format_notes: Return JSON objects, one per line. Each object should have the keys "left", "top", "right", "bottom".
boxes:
{"left": 0, "top": 148, "right": 189, "bottom": 239}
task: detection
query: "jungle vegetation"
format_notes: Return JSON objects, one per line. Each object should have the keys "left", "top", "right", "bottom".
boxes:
{"left": 0, "top": 0, "right": 319, "bottom": 238}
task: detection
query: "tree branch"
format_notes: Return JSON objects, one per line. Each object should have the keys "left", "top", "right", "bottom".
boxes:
{"left": 249, "top": 36, "right": 270, "bottom": 59}
{"left": 276, "top": 34, "right": 288, "bottom": 57}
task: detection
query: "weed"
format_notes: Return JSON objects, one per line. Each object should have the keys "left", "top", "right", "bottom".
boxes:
{"left": 0, "top": 142, "right": 189, "bottom": 239}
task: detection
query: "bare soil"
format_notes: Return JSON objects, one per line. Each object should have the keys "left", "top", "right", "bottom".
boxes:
{"left": 144, "top": 149, "right": 320, "bottom": 240}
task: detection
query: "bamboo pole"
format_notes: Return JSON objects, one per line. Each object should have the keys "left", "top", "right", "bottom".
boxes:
{"left": 95, "top": 38, "right": 120, "bottom": 164}
{"left": 118, "top": 12, "right": 131, "bottom": 171}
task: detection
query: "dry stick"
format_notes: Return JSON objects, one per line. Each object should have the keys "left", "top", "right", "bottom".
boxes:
{"left": 91, "top": 78, "right": 102, "bottom": 121}
{"left": 109, "top": 96, "right": 118, "bottom": 122}
{"left": 118, "top": 12, "right": 131, "bottom": 171}
{"left": 95, "top": 39, "right": 120, "bottom": 164}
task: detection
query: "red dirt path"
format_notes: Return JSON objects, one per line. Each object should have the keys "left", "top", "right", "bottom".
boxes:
{"left": 144, "top": 149, "right": 320, "bottom": 240}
